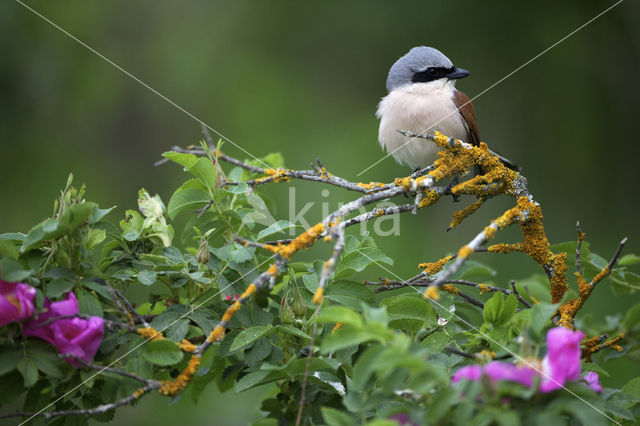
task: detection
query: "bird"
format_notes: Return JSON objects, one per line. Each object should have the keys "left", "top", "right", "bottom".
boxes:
{"left": 376, "top": 46, "right": 516, "bottom": 171}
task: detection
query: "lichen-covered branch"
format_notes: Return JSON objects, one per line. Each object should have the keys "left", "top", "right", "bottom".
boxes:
{"left": 557, "top": 236, "right": 628, "bottom": 328}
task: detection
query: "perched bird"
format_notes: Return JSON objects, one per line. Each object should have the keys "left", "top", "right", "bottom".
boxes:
{"left": 377, "top": 46, "right": 516, "bottom": 171}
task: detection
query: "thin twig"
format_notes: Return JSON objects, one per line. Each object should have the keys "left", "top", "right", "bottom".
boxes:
{"left": 0, "top": 384, "right": 156, "bottom": 419}
{"left": 576, "top": 221, "right": 584, "bottom": 276}
{"left": 510, "top": 280, "right": 532, "bottom": 309}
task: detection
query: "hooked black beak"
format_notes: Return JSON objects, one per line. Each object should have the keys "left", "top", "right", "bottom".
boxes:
{"left": 447, "top": 67, "right": 471, "bottom": 80}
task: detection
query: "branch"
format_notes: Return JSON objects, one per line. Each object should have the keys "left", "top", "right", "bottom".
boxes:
{"left": 0, "top": 384, "right": 156, "bottom": 420}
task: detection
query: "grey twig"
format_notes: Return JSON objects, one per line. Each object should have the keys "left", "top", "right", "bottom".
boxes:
{"left": 576, "top": 221, "right": 584, "bottom": 276}
{"left": 0, "top": 384, "right": 156, "bottom": 420}
{"left": 510, "top": 280, "right": 532, "bottom": 309}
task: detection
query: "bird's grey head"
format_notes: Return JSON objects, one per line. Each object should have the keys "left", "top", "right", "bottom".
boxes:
{"left": 385, "top": 46, "right": 470, "bottom": 92}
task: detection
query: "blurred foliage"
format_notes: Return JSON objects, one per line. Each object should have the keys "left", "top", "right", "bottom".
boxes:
{"left": 1, "top": 0, "right": 639, "bottom": 424}
{"left": 1, "top": 146, "right": 639, "bottom": 425}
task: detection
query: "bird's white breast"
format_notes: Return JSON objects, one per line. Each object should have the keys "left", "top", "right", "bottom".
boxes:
{"left": 376, "top": 79, "right": 468, "bottom": 170}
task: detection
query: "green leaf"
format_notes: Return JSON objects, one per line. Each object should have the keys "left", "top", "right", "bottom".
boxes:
{"left": 87, "top": 228, "right": 106, "bottom": 249}
{"left": 315, "top": 306, "right": 363, "bottom": 328}
{"left": 0, "top": 239, "right": 19, "bottom": 259}
{"left": 162, "top": 151, "right": 199, "bottom": 168}
{"left": 325, "top": 281, "right": 375, "bottom": 310}
{"left": 167, "top": 186, "right": 211, "bottom": 220}
{"left": 17, "top": 358, "right": 38, "bottom": 387}
{"left": 482, "top": 292, "right": 516, "bottom": 326}
{"left": 235, "top": 370, "right": 272, "bottom": 393}
{"left": 89, "top": 206, "right": 116, "bottom": 225}
{"left": 456, "top": 261, "right": 496, "bottom": 281}
{"left": 45, "top": 279, "right": 75, "bottom": 298}
{"left": 619, "top": 253, "right": 640, "bottom": 266}
{"left": 623, "top": 302, "right": 640, "bottom": 331}
{"left": 381, "top": 295, "right": 438, "bottom": 324}
{"left": 0, "top": 257, "right": 33, "bottom": 281}
{"left": 483, "top": 293, "right": 503, "bottom": 324}
{"left": 21, "top": 202, "right": 97, "bottom": 252}
{"left": 137, "top": 269, "right": 157, "bottom": 286}
{"left": 257, "top": 220, "right": 300, "bottom": 241}
{"left": 143, "top": 340, "right": 184, "bottom": 366}
{"left": 322, "top": 407, "right": 356, "bottom": 426}
{"left": 0, "top": 346, "right": 22, "bottom": 375}
{"left": 77, "top": 291, "right": 103, "bottom": 317}
{"left": 166, "top": 319, "right": 190, "bottom": 342}
{"left": 277, "top": 325, "right": 311, "bottom": 340}
{"left": 335, "top": 247, "right": 393, "bottom": 279}
{"left": 621, "top": 377, "right": 640, "bottom": 407}
{"left": 187, "top": 157, "right": 217, "bottom": 191}
{"left": 229, "top": 326, "right": 275, "bottom": 352}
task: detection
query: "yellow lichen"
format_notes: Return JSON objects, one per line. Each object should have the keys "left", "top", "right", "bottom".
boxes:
{"left": 592, "top": 266, "right": 610, "bottom": 285}
{"left": 278, "top": 223, "right": 325, "bottom": 259}
{"left": 133, "top": 388, "right": 146, "bottom": 399}
{"left": 158, "top": 355, "right": 201, "bottom": 396}
{"left": 208, "top": 325, "right": 225, "bottom": 343}
{"left": 487, "top": 243, "right": 524, "bottom": 254}
{"left": 441, "top": 284, "right": 459, "bottom": 295}
{"left": 457, "top": 245, "right": 474, "bottom": 259}
{"left": 332, "top": 322, "right": 344, "bottom": 333}
{"left": 357, "top": 181, "right": 386, "bottom": 191}
{"left": 267, "top": 264, "right": 278, "bottom": 277}
{"left": 477, "top": 284, "right": 490, "bottom": 295}
{"left": 424, "top": 286, "right": 440, "bottom": 300}
{"left": 449, "top": 198, "right": 485, "bottom": 230}
{"left": 419, "top": 255, "right": 453, "bottom": 275}
{"left": 263, "top": 168, "right": 291, "bottom": 182}
{"left": 178, "top": 339, "right": 197, "bottom": 353}
{"left": 312, "top": 287, "right": 324, "bottom": 305}
{"left": 419, "top": 189, "right": 440, "bottom": 208}
{"left": 582, "top": 333, "right": 624, "bottom": 360}
{"left": 373, "top": 208, "right": 386, "bottom": 217}
{"left": 138, "top": 327, "right": 165, "bottom": 341}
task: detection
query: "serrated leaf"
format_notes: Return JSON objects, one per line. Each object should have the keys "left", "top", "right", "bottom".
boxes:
{"left": 315, "top": 306, "right": 363, "bottom": 328}
{"left": 235, "top": 370, "right": 272, "bottom": 393}
{"left": 0, "top": 239, "right": 19, "bottom": 259}
{"left": 382, "top": 295, "right": 438, "bottom": 324}
{"left": 325, "top": 280, "right": 375, "bottom": 310}
{"left": 21, "top": 202, "right": 97, "bottom": 252}
{"left": 0, "top": 257, "right": 33, "bottom": 281}
{"left": 229, "top": 326, "right": 275, "bottom": 352}
{"left": 162, "top": 151, "right": 199, "bottom": 168}
{"left": 257, "top": 220, "right": 300, "bottom": 241}
{"left": 169, "top": 189, "right": 206, "bottom": 223}
{"left": 187, "top": 157, "right": 217, "bottom": 191}
{"left": 0, "top": 346, "right": 22, "bottom": 375}
{"left": 334, "top": 247, "right": 393, "bottom": 279}
{"left": 137, "top": 269, "right": 157, "bottom": 286}
{"left": 89, "top": 206, "right": 116, "bottom": 225}
{"left": 143, "top": 340, "right": 183, "bottom": 366}
{"left": 277, "top": 325, "right": 311, "bottom": 340}
{"left": 322, "top": 407, "right": 355, "bottom": 426}
{"left": 17, "top": 358, "right": 38, "bottom": 387}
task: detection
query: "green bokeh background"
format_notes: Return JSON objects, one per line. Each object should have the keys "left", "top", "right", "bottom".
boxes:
{"left": 1, "top": 1, "right": 639, "bottom": 424}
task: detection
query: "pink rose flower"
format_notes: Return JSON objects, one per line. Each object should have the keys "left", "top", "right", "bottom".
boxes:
{"left": 484, "top": 361, "right": 537, "bottom": 387}
{"left": 453, "top": 362, "right": 536, "bottom": 388}
{"left": 583, "top": 371, "right": 602, "bottom": 392}
{"left": 49, "top": 316, "right": 104, "bottom": 367}
{"left": 24, "top": 291, "right": 104, "bottom": 367}
{"left": 452, "top": 327, "right": 601, "bottom": 393}
{"left": 539, "top": 327, "right": 584, "bottom": 392}
{"left": 24, "top": 292, "right": 79, "bottom": 344}
{"left": 0, "top": 279, "right": 36, "bottom": 326}
{"left": 452, "top": 364, "right": 484, "bottom": 382}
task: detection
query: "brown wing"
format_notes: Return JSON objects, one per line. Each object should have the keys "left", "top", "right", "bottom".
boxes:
{"left": 453, "top": 89, "right": 480, "bottom": 146}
